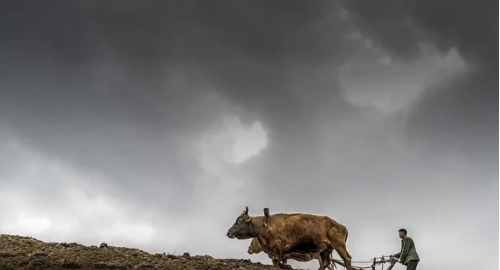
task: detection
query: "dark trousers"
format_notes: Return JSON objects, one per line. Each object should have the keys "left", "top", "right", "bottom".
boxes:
{"left": 406, "top": 260, "right": 419, "bottom": 270}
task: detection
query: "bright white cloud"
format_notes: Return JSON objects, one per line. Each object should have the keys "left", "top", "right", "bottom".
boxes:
{"left": 0, "top": 137, "right": 159, "bottom": 247}
{"left": 229, "top": 119, "right": 268, "bottom": 164}
{"left": 199, "top": 114, "right": 268, "bottom": 165}
{"left": 8, "top": 211, "right": 51, "bottom": 235}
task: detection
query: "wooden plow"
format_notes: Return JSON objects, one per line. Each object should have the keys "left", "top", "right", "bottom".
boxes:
{"left": 331, "top": 256, "right": 398, "bottom": 270}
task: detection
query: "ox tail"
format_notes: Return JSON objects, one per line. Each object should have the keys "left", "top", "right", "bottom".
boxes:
{"left": 344, "top": 225, "right": 351, "bottom": 260}
{"left": 344, "top": 226, "right": 348, "bottom": 244}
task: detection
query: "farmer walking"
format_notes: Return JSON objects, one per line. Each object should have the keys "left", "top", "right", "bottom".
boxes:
{"left": 391, "top": 228, "right": 420, "bottom": 270}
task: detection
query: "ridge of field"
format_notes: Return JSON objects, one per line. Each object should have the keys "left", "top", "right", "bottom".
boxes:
{"left": 0, "top": 234, "right": 291, "bottom": 270}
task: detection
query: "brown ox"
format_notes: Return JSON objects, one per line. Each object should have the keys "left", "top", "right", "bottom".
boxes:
{"left": 248, "top": 238, "right": 336, "bottom": 270}
{"left": 226, "top": 207, "right": 352, "bottom": 270}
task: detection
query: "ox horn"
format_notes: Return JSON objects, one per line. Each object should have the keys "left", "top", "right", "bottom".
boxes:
{"left": 263, "top": 208, "right": 270, "bottom": 227}
{"left": 244, "top": 206, "right": 248, "bottom": 215}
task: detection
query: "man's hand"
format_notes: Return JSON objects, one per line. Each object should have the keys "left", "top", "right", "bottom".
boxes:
{"left": 389, "top": 256, "right": 401, "bottom": 264}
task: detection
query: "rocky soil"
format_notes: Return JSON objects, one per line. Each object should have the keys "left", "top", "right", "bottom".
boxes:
{"left": 0, "top": 234, "right": 280, "bottom": 270}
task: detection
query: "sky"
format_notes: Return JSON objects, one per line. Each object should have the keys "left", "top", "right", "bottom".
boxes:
{"left": 0, "top": 1, "right": 498, "bottom": 270}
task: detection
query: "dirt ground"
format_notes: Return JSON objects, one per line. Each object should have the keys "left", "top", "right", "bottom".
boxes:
{"left": 0, "top": 234, "right": 282, "bottom": 270}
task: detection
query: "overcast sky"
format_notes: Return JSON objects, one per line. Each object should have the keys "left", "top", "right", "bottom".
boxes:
{"left": 0, "top": 1, "right": 497, "bottom": 270}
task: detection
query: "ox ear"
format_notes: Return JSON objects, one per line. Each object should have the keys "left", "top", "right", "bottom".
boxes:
{"left": 244, "top": 216, "right": 252, "bottom": 222}
{"left": 263, "top": 208, "right": 269, "bottom": 218}
{"left": 244, "top": 206, "right": 248, "bottom": 215}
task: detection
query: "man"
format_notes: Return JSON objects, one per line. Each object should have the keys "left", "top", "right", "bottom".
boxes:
{"left": 391, "top": 228, "right": 420, "bottom": 270}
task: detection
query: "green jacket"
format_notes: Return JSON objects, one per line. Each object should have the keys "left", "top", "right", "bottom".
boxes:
{"left": 393, "top": 236, "right": 420, "bottom": 265}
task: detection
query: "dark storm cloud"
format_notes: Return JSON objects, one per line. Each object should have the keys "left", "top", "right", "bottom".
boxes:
{"left": 1, "top": 0, "right": 496, "bottom": 207}
{"left": 0, "top": 0, "right": 359, "bottom": 213}
{"left": 343, "top": 0, "right": 498, "bottom": 176}
{"left": 0, "top": 0, "right": 353, "bottom": 128}
{"left": 342, "top": 0, "right": 498, "bottom": 66}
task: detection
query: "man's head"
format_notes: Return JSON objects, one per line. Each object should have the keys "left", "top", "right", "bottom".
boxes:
{"left": 398, "top": 228, "right": 407, "bottom": 239}
{"left": 247, "top": 238, "right": 262, "bottom": 254}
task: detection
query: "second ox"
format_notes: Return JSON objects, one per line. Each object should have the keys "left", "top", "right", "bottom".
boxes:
{"left": 248, "top": 237, "right": 337, "bottom": 270}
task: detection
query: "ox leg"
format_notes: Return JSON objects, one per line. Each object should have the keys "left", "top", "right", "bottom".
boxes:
{"left": 270, "top": 255, "right": 290, "bottom": 269}
{"left": 270, "top": 256, "right": 281, "bottom": 268}
{"left": 280, "top": 260, "right": 293, "bottom": 269}
{"left": 333, "top": 242, "right": 352, "bottom": 270}
{"left": 325, "top": 259, "right": 334, "bottom": 270}
{"left": 315, "top": 241, "right": 333, "bottom": 270}
{"left": 278, "top": 259, "right": 292, "bottom": 270}
{"left": 272, "top": 244, "right": 291, "bottom": 269}
{"left": 328, "top": 251, "right": 336, "bottom": 270}
{"left": 322, "top": 258, "right": 334, "bottom": 270}
{"left": 271, "top": 257, "right": 280, "bottom": 267}
{"left": 318, "top": 250, "right": 333, "bottom": 270}
{"left": 268, "top": 255, "right": 280, "bottom": 268}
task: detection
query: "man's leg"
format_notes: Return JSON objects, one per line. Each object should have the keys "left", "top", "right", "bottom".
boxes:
{"left": 406, "top": 260, "right": 419, "bottom": 270}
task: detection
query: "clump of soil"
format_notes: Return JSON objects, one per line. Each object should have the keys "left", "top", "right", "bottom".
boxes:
{"left": 0, "top": 234, "right": 278, "bottom": 270}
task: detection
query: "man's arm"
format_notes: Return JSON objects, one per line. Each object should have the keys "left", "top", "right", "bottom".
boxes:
{"left": 398, "top": 238, "right": 412, "bottom": 264}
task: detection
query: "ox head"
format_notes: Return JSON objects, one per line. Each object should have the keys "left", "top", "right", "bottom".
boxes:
{"left": 247, "top": 238, "right": 262, "bottom": 254}
{"left": 226, "top": 206, "right": 256, "bottom": 240}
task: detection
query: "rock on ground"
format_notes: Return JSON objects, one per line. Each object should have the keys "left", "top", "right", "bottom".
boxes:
{"left": 0, "top": 234, "right": 280, "bottom": 270}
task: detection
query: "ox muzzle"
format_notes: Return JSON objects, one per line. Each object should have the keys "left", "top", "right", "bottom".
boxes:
{"left": 226, "top": 231, "right": 236, "bottom": 239}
